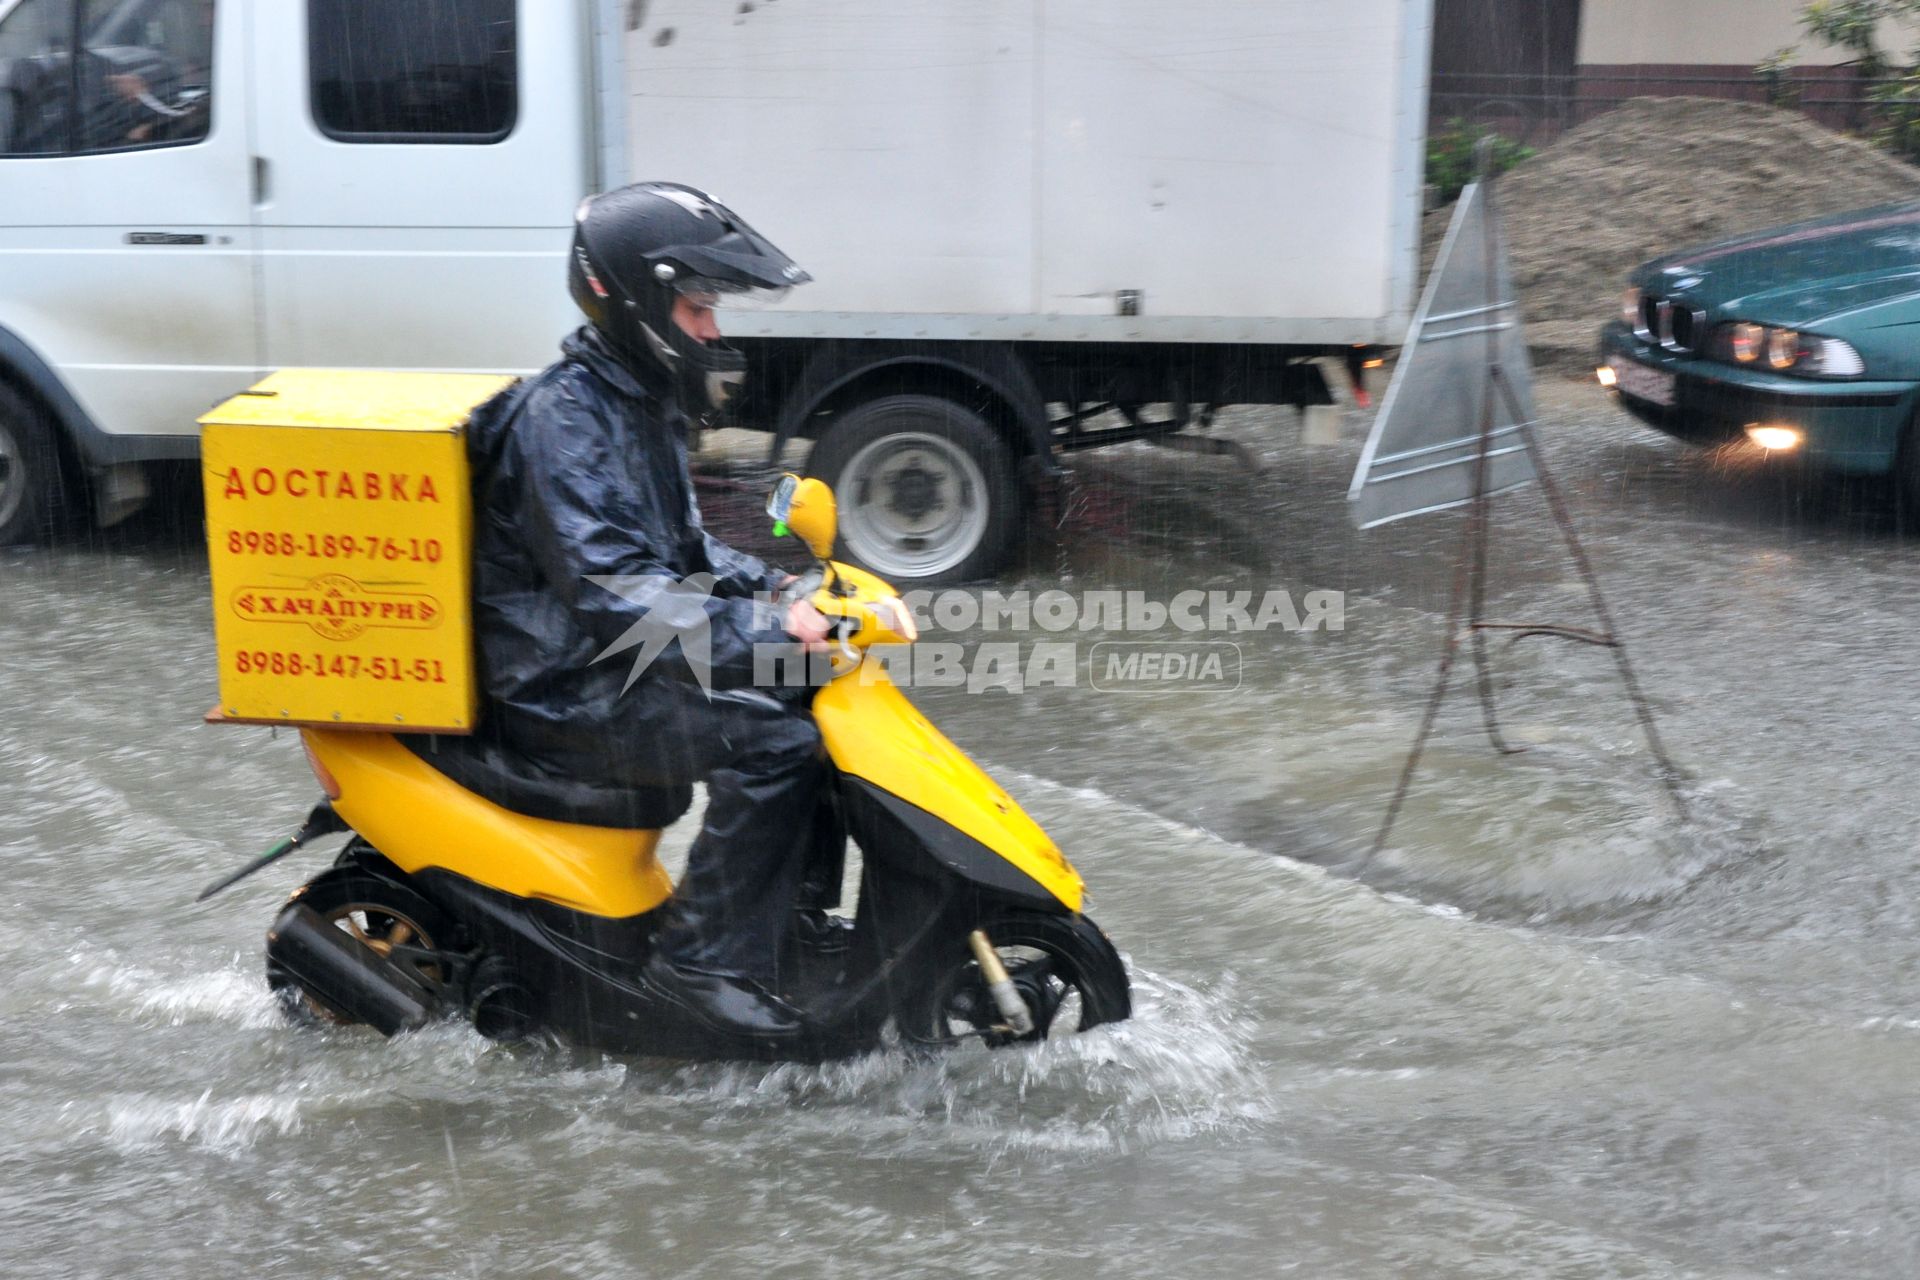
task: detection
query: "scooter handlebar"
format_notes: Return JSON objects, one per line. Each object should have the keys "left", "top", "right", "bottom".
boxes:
{"left": 808, "top": 562, "right": 917, "bottom": 654}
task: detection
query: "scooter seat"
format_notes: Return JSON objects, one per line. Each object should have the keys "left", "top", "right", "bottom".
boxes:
{"left": 304, "top": 729, "right": 678, "bottom": 917}
{"left": 398, "top": 731, "right": 693, "bottom": 830}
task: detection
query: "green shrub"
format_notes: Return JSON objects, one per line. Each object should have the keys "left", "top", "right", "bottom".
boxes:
{"left": 1797, "top": 0, "right": 1920, "bottom": 161}
{"left": 1425, "top": 120, "right": 1535, "bottom": 205}
{"left": 1756, "top": 46, "right": 1802, "bottom": 108}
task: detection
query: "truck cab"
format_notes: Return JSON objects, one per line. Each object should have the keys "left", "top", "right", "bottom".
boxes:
{"left": 0, "top": 0, "right": 587, "bottom": 543}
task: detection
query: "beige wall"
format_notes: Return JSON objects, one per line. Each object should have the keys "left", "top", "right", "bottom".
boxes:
{"left": 1580, "top": 0, "right": 1920, "bottom": 66}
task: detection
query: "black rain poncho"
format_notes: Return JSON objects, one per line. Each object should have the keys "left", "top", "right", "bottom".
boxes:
{"left": 414, "top": 325, "right": 834, "bottom": 979}
{"left": 462, "top": 326, "right": 800, "bottom": 791}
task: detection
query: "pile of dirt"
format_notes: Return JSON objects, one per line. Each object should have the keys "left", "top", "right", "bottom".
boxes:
{"left": 1430, "top": 97, "right": 1920, "bottom": 367}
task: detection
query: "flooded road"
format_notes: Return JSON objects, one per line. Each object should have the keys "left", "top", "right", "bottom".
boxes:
{"left": 4, "top": 380, "right": 1918, "bottom": 1278}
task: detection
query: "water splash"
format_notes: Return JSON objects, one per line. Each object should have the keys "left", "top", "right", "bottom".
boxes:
{"left": 632, "top": 965, "right": 1273, "bottom": 1157}
{"left": 104, "top": 1089, "right": 302, "bottom": 1153}
{"left": 60, "top": 950, "right": 282, "bottom": 1030}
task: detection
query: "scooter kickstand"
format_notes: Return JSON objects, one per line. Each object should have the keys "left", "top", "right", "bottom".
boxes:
{"left": 968, "top": 929, "right": 1035, "bottom": 1037}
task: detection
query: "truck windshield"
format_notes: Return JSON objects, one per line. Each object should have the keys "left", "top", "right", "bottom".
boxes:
{"left": 0, "top": 0, "right": 73, "bottom": 154}
{"left": 0, "top": 0, "right": 212, "bottom": 155}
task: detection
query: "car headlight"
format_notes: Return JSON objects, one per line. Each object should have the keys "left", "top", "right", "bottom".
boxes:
{"left": 1713, "top": 322, "right": 1864, "bottom": 377}
{"left": 1766, "top": 328, "right": 1800, "bottom": 370}
{"left": 1809, "top": 336, "right": 1866, "bottom": 376}
{"left": 1621, "top": 286, "right": 1642, "bottom": 327}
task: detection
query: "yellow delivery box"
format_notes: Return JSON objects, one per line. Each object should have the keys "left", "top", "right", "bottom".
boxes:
{"left": 201, "top": 370, "right": 515, "bottom": 733}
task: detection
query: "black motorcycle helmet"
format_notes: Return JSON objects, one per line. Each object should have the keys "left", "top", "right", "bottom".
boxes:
{"left": 567, "top": 182, "right": 809, "bottom": 417}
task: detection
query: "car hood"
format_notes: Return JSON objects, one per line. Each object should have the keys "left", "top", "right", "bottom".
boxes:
{"left": 1640, "top": 200, "right": 1920, "bottom": 328}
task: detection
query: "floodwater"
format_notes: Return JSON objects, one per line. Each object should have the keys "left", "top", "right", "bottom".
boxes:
{"left": 4, "top": 382, "right": 1918, "bottom": 1278}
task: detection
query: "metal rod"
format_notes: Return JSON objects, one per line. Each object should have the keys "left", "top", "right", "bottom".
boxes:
{"left": 1365, "top": 442, "right": 1530, "bottom": 486}
{"left": 1364, "top": 509, "right": 1475, "bottom": 866}
{"left": 1472, "top": 621, "right": 1616, "bottom": 647}
{"left": 1467, "top": 183, "right": 1516, "bottom": 757}
{"left": 193, "top": 802, "right": 346, "bottom": 903}
{"left": 1374, "top": 421, "right": 1527, "bottom": 467}
{"left": 1419, "top": 321, "right": 1516, "bottom": 344}
{"left": 1422, "top": 301, "right": 1513, "bottom": 325}
{"left": 194, "top": 837, "right": 296, "bottom": 903}
{"left": 1493, "top": 369, "right": 1691, "bottom": 821}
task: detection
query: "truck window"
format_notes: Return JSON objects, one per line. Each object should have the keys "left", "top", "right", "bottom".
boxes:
{"left": 309, "top": 0, "right": 515, "bottom": 144}
{"left": 0, "top": 0, "right": 77, "bottom": 154}
{"left": 0, "top": 0, "right": 214, "bottom": 156}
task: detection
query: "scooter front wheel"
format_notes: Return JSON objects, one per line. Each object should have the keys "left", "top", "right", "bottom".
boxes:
{"left": 903, "top": 910, "right": 1130, "bottom": 1048}
{"left": 266, "top": 868, "right": 456, "bottom": 1027}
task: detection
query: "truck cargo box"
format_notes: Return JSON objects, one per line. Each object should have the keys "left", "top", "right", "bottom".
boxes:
{"left": 619, "top": 0, "right": 1431, "bottom": 346}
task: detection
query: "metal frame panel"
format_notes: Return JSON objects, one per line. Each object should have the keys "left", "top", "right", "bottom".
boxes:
{"left": 1347, "top": 178, "right": 1540, "bottom": 528}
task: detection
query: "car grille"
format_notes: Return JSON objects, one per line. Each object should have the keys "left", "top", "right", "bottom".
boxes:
{"left": 1636, "top": 294, "right": 1705, "bottom": 356}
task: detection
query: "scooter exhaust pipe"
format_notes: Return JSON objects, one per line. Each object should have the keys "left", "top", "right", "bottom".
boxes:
{"left": 267, "top": 904, "right": 434, "bottom": 1037}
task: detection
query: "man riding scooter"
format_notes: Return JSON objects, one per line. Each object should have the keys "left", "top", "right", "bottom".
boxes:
{"left": 459, "top": 182, "right": 835, "bottom": 1040}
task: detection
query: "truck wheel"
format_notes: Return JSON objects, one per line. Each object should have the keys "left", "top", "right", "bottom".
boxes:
{"left": 805, "top": 394, "right": 1020, "bottom": 585}
{"left": 0, "top": 384, "right": 62, "bottom": 546}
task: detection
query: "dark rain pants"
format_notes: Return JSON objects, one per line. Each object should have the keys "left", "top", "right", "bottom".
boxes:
{"left": 594, "top": 680, "right": 826, "bottom": 983}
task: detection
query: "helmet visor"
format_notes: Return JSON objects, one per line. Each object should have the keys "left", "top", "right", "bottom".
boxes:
{"left": 674, "top": 277, "right": 791, "bottom": 312}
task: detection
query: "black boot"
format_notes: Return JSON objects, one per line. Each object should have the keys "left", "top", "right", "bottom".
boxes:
{"left": 639, "top": 953, "right": 805, "bottom": 1039}
{"left": 789, "top": 908, "right": 855, "bottom": 956}
{"left": 789, "top": 790, "right": 851, "bottom": 955}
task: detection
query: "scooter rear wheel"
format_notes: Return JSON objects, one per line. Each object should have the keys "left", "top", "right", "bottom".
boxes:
{"left": 266, "top": 868, "right": 456, "bottom": 1026}
{"left": 904, "top": 910, "right": 1130, "bottom": 1048}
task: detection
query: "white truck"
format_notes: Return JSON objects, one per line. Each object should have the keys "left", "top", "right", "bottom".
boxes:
{"left": 0, "top": 0, "right": 1431, "bottom": 580}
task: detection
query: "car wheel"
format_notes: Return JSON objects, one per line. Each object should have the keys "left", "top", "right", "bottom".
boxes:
{"left": 0, "top": 383, "right": 64, "bottom": 546}
{"left": 804, "top": 394, "right": 1021, "bottom": 586}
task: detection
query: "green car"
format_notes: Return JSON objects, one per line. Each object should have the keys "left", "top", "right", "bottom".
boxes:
{"left": 1598, "top": 201, "right": 1920, "bottom": 507}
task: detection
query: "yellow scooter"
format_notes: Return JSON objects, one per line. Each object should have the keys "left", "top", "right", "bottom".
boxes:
{"left": 237, "top": 476, "right": 1129, "bottom": 1060}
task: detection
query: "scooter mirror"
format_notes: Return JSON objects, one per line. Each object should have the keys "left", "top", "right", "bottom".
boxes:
{"left": 766, "top": 473, "right": 798, "bottom": 526}
{"left": 768, "top": 474, "right": 837, "bottom": 560}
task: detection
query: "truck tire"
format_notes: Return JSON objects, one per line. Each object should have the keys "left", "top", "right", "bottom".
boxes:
{"left": 0, "top": 383, "right": 63, "bottom": 546}
{"left": 804, "top": 394, "right": 1020, "bottom": 585}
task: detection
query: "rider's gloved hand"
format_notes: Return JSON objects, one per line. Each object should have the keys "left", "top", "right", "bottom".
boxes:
{"left": 785, "top": 599, "right": 832, "bottom": 652}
